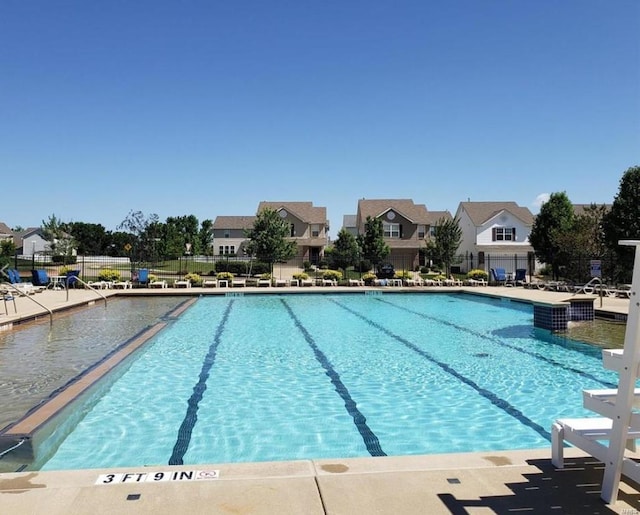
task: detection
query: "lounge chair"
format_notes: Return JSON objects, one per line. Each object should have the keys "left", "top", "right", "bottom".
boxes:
{"left": 65, "top": 270, "right": 81, "bottom": 289}
{"left": 490, "top": 268, "right": 508, "bottom": 286}
{"left": 202, "top": 279, "right": 217, "bottom": 288}
{"left": 174, "top": 279, "right": 191, "bottom": 288}
{"left": 133, "top": 269, "right": 149, "bottom": 288}
{"left": 113, "top": 280, "right": 132, "bottom": 289}
{"left": 513, "top": 268, "right": 527, "bottom": 286}
{"left": 464, "top": 277, "right": 487, "bottom": 286}
{"left": 233, "top": 278, "right": 247, "bottom": 287}
{"left": 274, "top": 279, "right": 287, "bottom": 287}
{"left": 301, "top": 278, "right": 314, "bottom": 287}
{"left": 444, "top": 276, "right": 462, "bottom": 286}
{"left": 31, "top": 269, "right": 51, "bottom": 288}
{"left": 257, "top": 278, "right": 271, "bottom": 287}
{"left": 6, "top": 268, "right": 39, "bottom": 295}
{"left": 424, "top": 278, "right": 442, "bottom": 286}
{"left": 322, "top": 278, "right": 337, "bottom": 286}
{"left": 348, "top": 278, "right": 365, "bottom": 286}
{"left": 149, "top": 280, "right": 168, "bottom": 288}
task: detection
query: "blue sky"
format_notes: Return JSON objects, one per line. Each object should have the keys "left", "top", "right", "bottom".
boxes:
{"left": 2, "top": 1, "right": 638, "bottom": 237}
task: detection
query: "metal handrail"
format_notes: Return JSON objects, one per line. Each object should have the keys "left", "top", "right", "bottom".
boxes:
{"left": 1, "top": 282, "right": 54, "bottom": 326}
{"left": 65, "top": 277, "right": 108, "bottom": 308}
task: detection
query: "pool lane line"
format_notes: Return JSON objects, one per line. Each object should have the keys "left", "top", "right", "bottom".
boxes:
{"left": 169, "top": 301, "right": 234, "bottom": 465}
{"left": 331, "top": 299, "right": 552, "bottom": 442}
{"left": 375, "top": 297, "right": 616, "bottom": 389}
{"left": 281, "top": 299, "right": 387, "bottom": 457}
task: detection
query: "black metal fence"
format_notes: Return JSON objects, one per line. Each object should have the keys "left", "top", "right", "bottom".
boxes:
{"left": 11, "top": 251, "right": 621, "bottom": 286}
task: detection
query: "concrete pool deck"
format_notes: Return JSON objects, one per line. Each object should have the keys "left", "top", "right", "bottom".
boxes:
{"left": 0, "top": 284, "right": 638, "bottom": 513}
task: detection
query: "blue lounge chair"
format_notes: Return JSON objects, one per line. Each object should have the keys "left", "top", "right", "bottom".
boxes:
{"left": 133, "top": 268, "right": 149, "bottom": 287}
{"left": 6, "top": 269, "right": 39, "bottom": 294}
{"left": 490, "top": 267, "right": 508, "bottom": 286}
{"left": 513, "top": 268, "right": 527, "bottom": 286}
{"left": 32, "top": 269, "right": 51, "bottom": 287}
{"left": 65, "top": 270, "right": 81, "bottom": 288}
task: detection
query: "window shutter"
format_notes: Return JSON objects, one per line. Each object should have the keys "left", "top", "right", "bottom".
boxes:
{"left": 492, "top": 228, "right": 496, "bottom": 241}
{"left": 512, "top": 227, "right": 516, "bottom": 240}
{"left": 400, "top": 224, "right": 403, "bottom": 238}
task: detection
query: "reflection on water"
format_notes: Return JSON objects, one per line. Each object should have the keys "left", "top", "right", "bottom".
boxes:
{"left": 566, "top": 319, "right": 626, "bottom": 349}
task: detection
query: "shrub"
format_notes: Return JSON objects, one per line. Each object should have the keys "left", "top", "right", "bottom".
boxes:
{"left": 184, "top": 273, "right": 201, "bottom": 286}
{"left": 260, "top": 273, "right": 272, "bottom": 280}
{"left": 302, "top": 261, "right": 312, "bottom": 272}
{"left": 395, "top": 270, "right": 412, "bottom": 279}
{"left": 293, "top": 272, "right": 308, "bottom": 280}
{"left": 362, "top": 272, "right": 377, "bottom": 285}
{"left": 322, "top": 270, "right": 342, "bottom": 281}
{"left": 148, "top": 273, "right": 158, "bottom": 282}
{"left": 216, "top": 271, "right": 234, "bottom": 281}
{"left": 467, "top": 269, "right": 488, "bottom": 281}
{"left": 98, "top": 268, "right": 121, "bottom": 281}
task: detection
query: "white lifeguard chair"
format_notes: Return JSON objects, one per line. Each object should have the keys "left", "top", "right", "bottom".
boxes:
{"left": 552, "top": 240, "right": 640, "bottom": 504}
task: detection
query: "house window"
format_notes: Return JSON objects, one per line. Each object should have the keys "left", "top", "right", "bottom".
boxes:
{"left": 429, "top": 226, "right": 437, "bottom": 237}
{"left": 492, "top": 227, "right": 516, "bottom": 241}
{"left": 417, "top": 225, "right": 426, "bottom": 239}
{"left": 224, "top": 229, "right": 230, "bottom": 238}
{"left": 311, "top": 224, "right": 320, "bottom": 237}
{"left": 383, "top": 223, "right": 400, "bottom": 238}
{"left": 290, "top": 224, "right": 296, "bottom": 237}
{"left": 219, "top": 245, "right": 235, "bottom": 255}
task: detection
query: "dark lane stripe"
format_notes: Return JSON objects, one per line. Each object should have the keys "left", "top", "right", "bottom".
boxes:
{"left": 281, "top": 299, "right": 387, "bottom": 457}
{"left": 376, "top": 297, "right": 615, "bottom": 388}
{"left": 332, "top": 299, "right": 552, "bottom": 442}
{"left": 169, "top": 301, "right": 233, "bottom": 465}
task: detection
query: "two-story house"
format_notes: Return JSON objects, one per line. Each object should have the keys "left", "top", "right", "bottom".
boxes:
{"left": 354, "top": 199, "right": 452, "bottom": 271}
{"left": 256, "top": 201, "right": 329, "bottom": 265}
{"left": 212, "top": 201, "right": 330, "bottom": 265}
{"left": 211, "top": 216, "right": 256, "bottom": 257}
{"left": 455, "top": 201, "right": 535, "bottom": 273}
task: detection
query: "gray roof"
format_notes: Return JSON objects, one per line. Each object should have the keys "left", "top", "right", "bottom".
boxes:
{"left": 342, "top": 215, "right": 357, "bottom": 228}
{"left": 457, "top": 201, "right": 534, "bottom": 226}
{"left": 573, "top": 203, "right": 611, "bottom": 216}
{"left": 212, "top": 216, "right": 256, "bottom": 230}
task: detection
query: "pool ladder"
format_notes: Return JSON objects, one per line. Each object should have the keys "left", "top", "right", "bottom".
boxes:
{"left": 225, "top": 292, "right": 244, "bottom": 297}
{"left": 365, "top": 290, "right": 383, "bottom": 296}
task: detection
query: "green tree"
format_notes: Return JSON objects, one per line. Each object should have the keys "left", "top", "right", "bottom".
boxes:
{"left": 117, "top": 210, "right": 160, "bottom": 264}
{"left": 0, "top": 239, "right": 16, "bottom": 269}
{"left": 198, "top": 219, "right": 214, "bottom": 256}
{"left": 357, "top": 216, "right": 389, "bottom": 271}
{"left": 42, "top": 214, "right": 76, "bottom": 264}
{"left": 67, "top": 222, "right": 108, "bottom": 255}
{"left": 603, "top": 165, "right": 640, "bottom": 282}
{"left": 529, "top": 192, "right": 574, "bottom": 279}
{"left": 164, "top": 215, "right": 200, "bottom": 258}
{"left": 555, "top": 204, "right": 609, "bottom": 282}
{"left": 245, "top": 208, "right": 297, "bottom": 274}
{"left": 425, "top": 217, "right": 462, "bottom": 276}
{"left": 328, "top": 229, "right": 360, "bottom": 277}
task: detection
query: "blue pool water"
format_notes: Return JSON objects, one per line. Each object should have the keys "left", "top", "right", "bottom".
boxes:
{"left": 38, "top": 293, "right": 618, "bottom": 471}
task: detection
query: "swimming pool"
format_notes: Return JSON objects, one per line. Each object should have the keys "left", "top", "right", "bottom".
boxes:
{"left": 26, "top": 293, "right": 619, "bottom": 470}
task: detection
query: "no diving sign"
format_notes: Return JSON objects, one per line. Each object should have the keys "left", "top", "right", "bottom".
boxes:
{"left": 96, "top": 469, "right": 220, "bottom": 485}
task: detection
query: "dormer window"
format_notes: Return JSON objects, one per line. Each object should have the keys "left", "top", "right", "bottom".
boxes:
{"left": 311, "top": 224, "right": 320, "bottom": 237}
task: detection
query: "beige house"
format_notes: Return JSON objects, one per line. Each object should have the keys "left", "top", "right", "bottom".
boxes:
{"left": 354, "top": 199, "right": 452, "bottom": 270}
{"left": 211, "top": 216, "right": 256, "bottom": 256}
{"left": 257, "top": 202, "right": 329, "bottom": 264}
{"left": 212, "top": 201, "right": 330, "bottom": 265}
